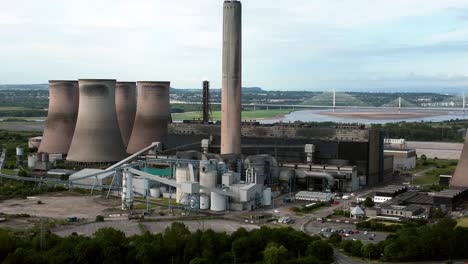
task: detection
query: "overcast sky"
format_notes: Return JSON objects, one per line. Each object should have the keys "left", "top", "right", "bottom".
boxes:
{"left": 1, "top": 0, "right": 468, "bottom": 91}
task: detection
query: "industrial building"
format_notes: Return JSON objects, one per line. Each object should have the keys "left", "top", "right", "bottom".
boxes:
{"left": 27, "top": 0, "right": 400, "bottom": 213}
{"left": 383, "top": 149, "right": 416, "bottom": 172}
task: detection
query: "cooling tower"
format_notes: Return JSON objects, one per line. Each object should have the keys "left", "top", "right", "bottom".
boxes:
{"left": 221, "top": 0, "right": 242, "bottom": 155}
{"left": 67, "top": 79, "right": 127, "bottom": 163}
{"left": 126, "top": 81, "right": 170, "bottom": 154}
{"left": 450, "top": 131, "right": 468, "bottom": 187}
{"left": 39, "top": 80, "right": 79, "bottom": 155}
{"left": 116, "top": 82, "right": 137, "bottom": 146}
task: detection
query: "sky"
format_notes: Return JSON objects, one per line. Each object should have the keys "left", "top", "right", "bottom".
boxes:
{"left": 1, "top": 0, "right": 468, "bottom": 92}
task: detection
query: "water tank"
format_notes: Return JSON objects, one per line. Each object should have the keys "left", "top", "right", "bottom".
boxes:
{"left": 115, "top": 82, "right": 137, "bottom": 147}
{"left": 150, "top": 188, "right": 161, "bottom": 198}
{"left": 175, "top": 166, "right": 190, "bottom": 203}
{"left": 263, "top": 188, "right": 272, "bottom": 206}
{"left": 16, "top": 147, "right": 24, "bottom": 157}
{"left": 39, "top": 80, "right": 79, "bottom": 155}
{"left": 210, "top": 191, "right": 227, "bottom": 211}
{"left": 27, "top": 154, "right": 37, "bottom": 169}
{"left": 67, "top": 79, "right": 127, "bottom": 163}
{"left": 200, "top": 194, "right": 210, "bottom": 210}
{"left": 127, "top": 81, "right": 171, "bottom": 154}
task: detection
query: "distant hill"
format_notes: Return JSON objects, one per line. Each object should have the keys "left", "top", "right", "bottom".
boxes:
{"left": 301, "top": 92, "right": 370, "bottom": 107}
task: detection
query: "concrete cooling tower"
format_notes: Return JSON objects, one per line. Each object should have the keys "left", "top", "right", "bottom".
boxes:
{"left": 450, "top": 132, "right": 468, "bottom": 187}
{"left": 221, "top": 0, "right": 242, "bottom": 155}
{"left": 127, "top": 81, "right": 170, "bottom": 154}
{"left": 39, "top": 80, "right": 79, "bottom": 155}
{"left": 67, "top": 79, "right": 127, "bottom": 163}
{"left": 116, "top": 82, "right": 137, "bottom": 146}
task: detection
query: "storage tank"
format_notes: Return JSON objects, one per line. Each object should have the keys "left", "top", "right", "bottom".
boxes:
{"left": 175, "top": 166, "right": 190, "bottom": 203}
{"left": 27, "top": 154, "right": 37, "bottom": 169}
{"left": 263, "top": 188, "right": 272, "bottom": 206}
{"left": 150, "top": 188, "right": 161, "bottom": 198}
{"left": 200, "top": 193, "right": 210, "bottom": 210}
{"left": 210, "top": 191, "right": 227, "bottom": 211}
{"left": 67, "top": 79, "right": 127, "bottom": 163}
{"left": 16, "top": 147, "right": 24, "bottom": 157}
{"left": 127, "top": 81, "right": 171, "bottom": 154}
{"left": 159, "top": 186, "right": 167, "bottom": 194}
{"left": 115, "top": 82, "right": 137, "bottom": 147}
{"left": 39, "top": 80, "right": 79, "bottom": 155}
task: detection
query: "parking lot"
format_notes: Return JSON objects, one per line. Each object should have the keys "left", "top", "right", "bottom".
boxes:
{"left": 304, "top": 219, "right": 388, "bottom": 244}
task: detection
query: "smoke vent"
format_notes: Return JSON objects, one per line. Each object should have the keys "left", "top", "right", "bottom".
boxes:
{"left": 39, "top": 80, "right": 79, "bottom": 155}
{"left": 127, "top": 81, "right": 170, "bottom": 154}
{"left": 67, "top": 79, "right": 127, "bottom": 163}
{"left": 116, "top": 82, "right": 137, "bottom": 146}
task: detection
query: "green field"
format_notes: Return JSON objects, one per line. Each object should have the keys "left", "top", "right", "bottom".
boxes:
{"left": 410, "top": 159, "right": 457, "bottom": 185}
{"left": 172, "top": 109, "right": 292, "bottom": 121}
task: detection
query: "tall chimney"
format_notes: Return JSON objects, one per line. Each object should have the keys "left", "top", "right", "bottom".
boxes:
{"left": 221, "top": 0, "right": 242, "bottom": 155}
{"left": 39, "top": 80, "right": 79, "bottom": 155}
{"left": 116, "top": 82, "right": 137, "bottom": 146}
{"left": 126, "top": 81, "right": 171, "bottom": 154}
{"left": 67, "top": 79, "right": 127, "bottom": 163}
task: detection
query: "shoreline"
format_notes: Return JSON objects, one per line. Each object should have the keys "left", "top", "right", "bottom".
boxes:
{"left": 318, "top": 110, "right": 445, "bottom": 120}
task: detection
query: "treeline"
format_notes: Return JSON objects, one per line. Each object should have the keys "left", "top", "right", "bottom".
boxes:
{"left": 373, "top": 121, "right": 467, "bottom": 142}
{"left": 0, "top": 223, "right": 334, "bottom": 264}
{"left": 0, "top": 110, "right": 47, "bottom": 117}
{"left": 338, "top": 218, "right": 468, "bottom": 262}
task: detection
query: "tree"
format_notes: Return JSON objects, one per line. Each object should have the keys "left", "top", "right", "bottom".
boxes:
{"left": 328, "top": 233, "right": 342, "bottom": 245}
{"left": 306, "top": 240, "right": 333, "bottom": 262}
{"left": 364, "top": 197, "right": 375, "bottom": 208}
{"left": 263, "top": 243, "right": 288, "bottom": 264}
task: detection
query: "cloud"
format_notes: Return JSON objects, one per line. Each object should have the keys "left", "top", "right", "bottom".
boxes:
{"left": 0, "top": 14, "right": 21, "bottom": 25}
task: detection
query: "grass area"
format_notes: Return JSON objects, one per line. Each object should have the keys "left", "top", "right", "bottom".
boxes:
{"left": 409, "top": 158, "right": 457, "bottom": 185}
{"left": 1, "top": 169, "right": 16, "bottom": 176}
{"left": 172, "top": 109, "right": 292, "bottom": 121}
{"left": 457, "top": 217, "right": 468, "bottom": 228}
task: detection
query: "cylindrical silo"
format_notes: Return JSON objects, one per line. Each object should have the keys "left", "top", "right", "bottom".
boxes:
{"left": 39, "top": 80, "right": 79, "bottom": 155}
{"left": 175, "top": 166, "right": 190, "bottom": 203}
{"left": 67, "top": 79, "right": 127, "bottom": 163}
{"left": 115, "top": 82, "right": 137, "bottom": 146}
{"left": 221, "top": 1, "right": 242, "bottom": 155}
{"left": 263, "top": 188, "right": 272, "bottom": 206}
{"left": 211, "top": 191, "right": 227, "bottom": 211}
{"left": 127, "top": 81, "right": 171, "bottom": 154}
{"left": 27, "top": 154, "right": 37, "bottom": 169}
{"left": 200, "top": 194, "right": 210, "bottom": 210}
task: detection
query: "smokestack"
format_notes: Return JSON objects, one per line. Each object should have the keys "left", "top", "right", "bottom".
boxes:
{"left": 202, "top": 80, "right": 210, "bottom": 123}
{"left": 39, "top": 80, "right": 79, "bottom": 155}
{"left": 67, "top": 79, "right": 127, "bottom": 163}
{"left": 450, "top": 131, "right": 468, "bottom": 187}
{"left": 221, "top": 0, "right": 242, "bottom": 155}
{"left": 126, "top": 81, "right": 171, "bottom": 154}
{"left": 116, "top": 82, "right": 137, "bottom": 146}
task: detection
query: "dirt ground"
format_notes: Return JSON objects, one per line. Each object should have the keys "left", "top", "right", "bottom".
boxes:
{"left": 0, "top": 192, "right": 121, "bottom": 220}
{"left": 54, "top": 219, "right": 259, "bottom": 237}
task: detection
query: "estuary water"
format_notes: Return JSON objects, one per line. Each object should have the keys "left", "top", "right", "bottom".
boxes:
{"left": 260, "top": 109, "right": 468, "bottom": 125}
